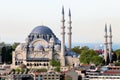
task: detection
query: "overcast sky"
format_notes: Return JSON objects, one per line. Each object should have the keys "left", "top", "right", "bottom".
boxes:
{"left": 0, "top": 0, "right": 120, "bottom": 44}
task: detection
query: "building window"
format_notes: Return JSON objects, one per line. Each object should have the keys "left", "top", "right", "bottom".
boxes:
{"left": 15, "top": 62, "right": 17, "bottom": 65}
{"left": 46, "top": 63, "right": 48, "bottom": 66}
{"left": 30, "top": 63, "right": 32, "bottom": 66}
{"left": 27, "top": 63, "right": 29, "bottom": 66}
{"left": 34, "top": 63, "right": 37, "bottom": 66}
{"left": 37, "top": 63, "right": 39, "bottom": 66}
{"left": 39, "top": 63, "right": 41, "bottom": 66}
{"left": 43, "top": 63, "right": 46, "bottom": 66}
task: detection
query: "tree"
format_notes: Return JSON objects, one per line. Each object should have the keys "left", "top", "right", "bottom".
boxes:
{"left": 80, "top": 49, "right": 97, "bottom": 64}
{"left": 115, "top": 62, "right": 120, "bottom": 66}
{"left": 1, "top": 46, "right": 6, "bottom": 63}
{"left": 12, "top": 42, "right": 20, "bottom": 51}
{"left": 5, "top": 46, "right": 12, "bottom": 63}
{"left": 15, "top": 68, "right": 20, "bottom": 73}
{"left": 81, "top": 46, "right": 89, "bottom": 50}
{"left": 50, "top": 58, "right": 60, "bottom": 67}
{"left": 79, "top": 49, "right": 103, "bottom": 65}
{"left": 91, "top": 56, "right": 103, "bottom": 66}
{"left": 112, "top": 52, "right": 117, "bottom": 62}
{"left": 65, "top": 75, "right": 72, "bottom": 80}
{"left": 71, "top": 46, "right": 89, "bottom": 54}
{"left": 38, "top": 68, "right": 47, "bottom": 72}
{"left": 54, "top": 66, "right": 60, "bottom": 72}
{"left": 115, "top": 49, "right": 120, "bottom": 61}
{"left": 71, "top": 46, "right": 81, "bottom": 54}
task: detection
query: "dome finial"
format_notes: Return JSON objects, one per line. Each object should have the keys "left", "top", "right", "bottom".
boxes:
{"left": 69, "top": 8, "right": 71, "bottom": 16}
{"left": 105, "top": 23, "right": 107, "bottom": 32}
{"left": 41, "top": 21, "right": 44, "bottom": 26}
{"left": 62, "top": 5, "right": 64, "bottom": 15}
{"left": 109, "top": 24, "right": 112, "bottom": 32}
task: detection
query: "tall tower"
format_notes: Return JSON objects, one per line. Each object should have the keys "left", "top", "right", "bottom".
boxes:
{"left": 68, "top": 9, "right": 72, "bottom": 51}
{"left": 104, "top": 24, "right": 108, "bottom": 63}
{"left": 61, "top": 6, "right": 65, "bottom": 66}
{"left": 108, "top": 24, "right": 112, "bottom": 62}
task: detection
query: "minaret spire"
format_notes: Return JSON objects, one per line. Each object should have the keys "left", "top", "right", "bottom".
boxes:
{"left": 61, "top": 6, "right": 65, "bottom": 66}
{"left": 68, "top": 8, "right": 72, "bottom": 50}
{"left": 62, "top": 6, "right": 64, "bottom": 15}
{"left": 108, "top": 24, "right": 112, "bottom": 62}
{"left": 104, "top": 23, "right": 108, "bottom": 63}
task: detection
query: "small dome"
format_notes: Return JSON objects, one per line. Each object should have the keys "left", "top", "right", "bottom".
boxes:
{"left": 15, "top": 43, "right": 25, "bottom": 51}
{"left": 19, "top": 64, "right": 26, "bottom": 69}
{"left": 54, "top": 45, "right": 61, "bottom": 51}
{"left": 34, "top": 44, "right": 44, "bottom": 51}
{"left": 29, "top": 44, "right": 34, "bottom": 48}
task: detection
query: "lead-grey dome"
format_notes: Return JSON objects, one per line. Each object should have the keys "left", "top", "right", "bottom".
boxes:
{"left": 31, "top": 25, "right": 54, "bottom": 35}
{"left": 27, "top": 25, "right": 60, "bottom": 44}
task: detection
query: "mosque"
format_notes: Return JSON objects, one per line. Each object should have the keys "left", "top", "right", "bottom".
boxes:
{"left": 11, "top": 7, "right": 80, "bottom": 69}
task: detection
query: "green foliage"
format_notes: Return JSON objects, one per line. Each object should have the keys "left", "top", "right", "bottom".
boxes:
{"left": 71, "top": 46, "right": 89, "bottom": 54}
{"left": 15, "top": 68, "right": 20, "bottom": 73}
{"left": 115, "top": 62, "right": 120, "bottom": 66}
{"left": 80, "top": 49, "right": 97, "bottom": 64}
{"left": 81, "top": 46, "right": 89, "bottom": 50}
{"left": 38, "top": 68, "right": 47, "bottom": 72}
{"left": 54, "top": 66, "right": 60, "bottom": 72}
{"left": 65, "top": 75, "right": 72, "bottom": 80}
{"left": 1, "top": 45, "right": 12, "bottom": 63}
{"left": 20, "top": 68, "right": 25, "bottom": 73}
{"left": 80, "top": 49, "right": 103, "bottom": 65}
{"left": 12, "top": 42, "right": 20, "bottom": 51}
{"left": 112, "top": 53, "right": 117, "bottom": 62}
{"left": 91, "top": 56, "right": 103, "bottom": 66}
{"left": 71, "top": 46, "right": 81, "bottom": 54}
{"left": 115, "top": 49, "right": 120, "bottom": 60}
{"left": 50, "top": 58, "right": 60, "bottom": 67}
{"left": 0, "top": 42, "right": 20, "bottom": 64}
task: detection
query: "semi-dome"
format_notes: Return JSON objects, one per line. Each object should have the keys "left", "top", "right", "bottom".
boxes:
{"left": 31, "top": 25, "right": 54, "bottom": 35}
{"left": 34, "top": 44, "right": 44, "bottom": 51}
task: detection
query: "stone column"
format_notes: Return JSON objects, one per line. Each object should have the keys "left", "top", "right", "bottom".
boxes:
{"left": 104, "top": 24, "right": 108, "bottom": 63}
{"left": 61, "top": 6, "right": 65, "bottom": 66}
{"left": 68, "top": 9, "right": 72, "bottom": 51}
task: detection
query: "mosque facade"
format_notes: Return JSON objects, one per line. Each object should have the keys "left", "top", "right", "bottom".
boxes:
{"left": 11, "top": 7, "right": 80, "bottom": 69}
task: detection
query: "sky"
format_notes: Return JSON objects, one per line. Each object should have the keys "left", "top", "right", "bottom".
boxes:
{"left": 0, "top": 0, "right": 120, "bottom": 44}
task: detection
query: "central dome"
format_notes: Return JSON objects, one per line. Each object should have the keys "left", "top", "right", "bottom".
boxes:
{"left": 31, "top": 25, "right": 54, "bottom": 35}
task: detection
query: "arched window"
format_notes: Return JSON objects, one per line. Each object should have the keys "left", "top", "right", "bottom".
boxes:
{"left": 37, "top": 63, "right": 39, "bottom": 66}
{"left": 43, "top": 63, "right": 46, "bottom": 66}
{"left": 15, "top": 62, "right": 17, "bottom": 65}
{"left": 18, "top": 62, "right": 20, "bottom": 65}
{"left": 39, "top": 63, "right": 41, "bottom": 66}
{"left": 27, "top": 63, "right": 29, "bottom": 66}
{"left": 46, "top": 63, "right": 48, "bottom": 66}
{"left": 30, "top": 63, "right": 32, "bottom": 66}
{"left": 34, "top": 63, "right": 36, "bottom": 66}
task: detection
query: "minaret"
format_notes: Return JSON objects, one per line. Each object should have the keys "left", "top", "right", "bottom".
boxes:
{"left": 61, "top": 6, "right": 65, "bottom": 66}
{"left": 108, "top": 24, "right": 112, "bottom": 62}
{"left": 68, "top": 9, "right": 72, "bottom": 51}
{"left": 104, "top": 24, "right": 108, "bottom": 63}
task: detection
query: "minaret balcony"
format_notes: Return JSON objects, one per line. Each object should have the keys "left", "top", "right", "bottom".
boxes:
{"left": 61, "top": 19, "right": 65, "bottom": 22}
{"left": 61, "top": 32, "right": 65, "bottom": 35}
{"left": 67, "top": 27, "right": 72, "bottom": 29}
{"left": 104, "top": 35, "right": 108, "bottom": 37}
{"left": 68, "top": 21, "right": 72, "bottom": 24}
{"left": 109, "top": 36, "right": 112, "bottom": 38}
{"left": 67, "top": 33, "right": 72, "bottom": 35}
{"left": 61, "top": 26, "right": 65, "bottom": 29}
